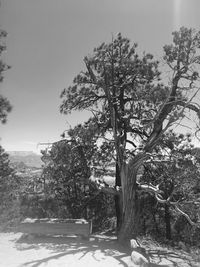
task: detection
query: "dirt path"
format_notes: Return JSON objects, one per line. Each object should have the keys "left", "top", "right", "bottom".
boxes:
{"left": 0, "top": 232, "right": 199, "bottom": 267}
{"left": 0, "top": 232, "right": 130, "bottom": 267}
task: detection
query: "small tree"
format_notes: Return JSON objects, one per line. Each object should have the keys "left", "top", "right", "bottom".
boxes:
{"left": 41, "top": 124, "right": 115, "bottom": 226}
{"left": 0, "top": 146, "right": 21, "bottom": 226}
{"left": 60, "top": 28, "right": 200, "bottom": 242}
{"left": 0, "top": 146, "right": 14, "bottom": 205}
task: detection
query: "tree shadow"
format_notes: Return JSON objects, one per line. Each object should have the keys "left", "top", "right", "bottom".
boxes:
{"left": 14, "top": 234, "right": 200, "bottom": 267}
{"left": 15, "top": 234, "right": 130, "bottom": 267}
{"left": 147, "top": 248, "right": 199, "bottom": 267}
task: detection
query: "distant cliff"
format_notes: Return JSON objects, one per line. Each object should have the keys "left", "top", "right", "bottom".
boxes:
{"left": 8, "top": 151, "right": 43, "bottom": 168}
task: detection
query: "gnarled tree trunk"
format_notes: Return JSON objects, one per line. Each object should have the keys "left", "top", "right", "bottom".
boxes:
{"left": 117, "top": 162, "right": 141, "bottom": 243}
{"left": 115, "top": 162, "right": 123, "bottom": 232}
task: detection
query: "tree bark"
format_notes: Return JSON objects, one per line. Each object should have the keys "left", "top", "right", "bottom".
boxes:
{"left": 115, "top": 194, "right": 123, "bottom": 232}
{"left": 115, "top": 162, "right": 123, "bottom": 232}
{"left": 117, "top": 163, "right": 140, "bottom": 243}
{"left": 165, "top": 204, "right": 171, "bottom": 240}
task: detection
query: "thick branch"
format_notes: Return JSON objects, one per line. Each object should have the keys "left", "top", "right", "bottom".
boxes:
{"left": 143, "top": 73, "right": 182, "bottom": 151}
{"left": 138, "top": 183, "right": 163, "bottom": 195}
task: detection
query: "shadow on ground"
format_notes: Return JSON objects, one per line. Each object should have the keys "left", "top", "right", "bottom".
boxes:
{"left": 15, "top": 234, "right": 130, "bottom": 267}
{"left": 14, "top": 234, "right": 199, "bottom": 267}
{"left": 147, "top": 249, "right": 198, "bottom": 267}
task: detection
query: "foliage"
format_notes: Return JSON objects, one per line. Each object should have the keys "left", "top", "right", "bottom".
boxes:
{"left": 0, "top": 146, "right": 22, "bottom": 228}
{"left": 39, "top": 127, "right": 115, "bottom": 229}
{"left": 0, "top": 29, "right": 11, "bottom": 124}
{"left": 138, "top": 134, "right": 200, "bottom": 244}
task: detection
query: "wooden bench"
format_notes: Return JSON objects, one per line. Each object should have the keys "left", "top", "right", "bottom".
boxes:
{"left": 18, "top": 218, "right": 92, "bottom": 240}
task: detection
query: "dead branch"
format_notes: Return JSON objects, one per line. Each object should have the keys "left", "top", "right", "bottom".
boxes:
{"left": 139, "top": 182, "right": 200, "bottom": 228}
{"left": 138, "top": 183, "right": 163, "bottom": 196}
{"left": 174, "top": 206, "right": 200, "bottom": 228}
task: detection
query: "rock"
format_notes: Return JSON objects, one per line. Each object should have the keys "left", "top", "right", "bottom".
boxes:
{"left": 129, "top": 250, "right": 149, "bottom": 266}
{"left": 129, "top": 239, "right": 149, "bottom": 266}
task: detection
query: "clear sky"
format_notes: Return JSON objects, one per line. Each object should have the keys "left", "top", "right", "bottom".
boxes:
{"left": 0, "top": 0, "right": 200, "bottom": 153}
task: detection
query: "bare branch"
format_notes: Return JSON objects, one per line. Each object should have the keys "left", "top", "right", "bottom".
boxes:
{"left": 126, "top": 139, "right": 137, "bottom": 148}
{"left": 139, "top": 182, "right": 200, "bottom": 228}
{"left": 174, "top": 206, "right": 200, "bottom": 228}
{"left": 138, "top": 183, "right": 163, "bottom": 196}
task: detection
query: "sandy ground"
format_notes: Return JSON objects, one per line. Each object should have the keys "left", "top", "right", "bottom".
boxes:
{"left": 0, "top": 232, "right": 199, "bottom": 267}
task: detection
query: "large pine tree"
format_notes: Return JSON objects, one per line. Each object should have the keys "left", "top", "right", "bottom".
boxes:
{"left": 60, "top": 28, "right": 200, "bottom": 242}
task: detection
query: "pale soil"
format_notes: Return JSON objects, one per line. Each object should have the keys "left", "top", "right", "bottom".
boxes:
{"left": 0, "top": 232, "right": 199, "bottom": 267}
